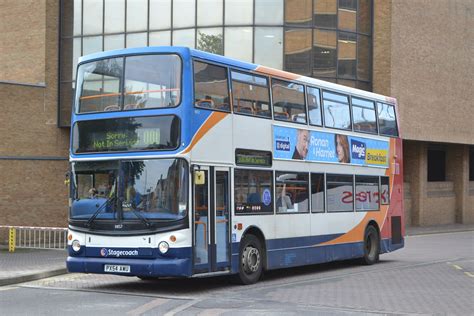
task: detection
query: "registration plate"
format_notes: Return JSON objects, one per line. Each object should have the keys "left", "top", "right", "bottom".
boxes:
{"left": 104, "top": 264, "right": 131, "bottom": 273}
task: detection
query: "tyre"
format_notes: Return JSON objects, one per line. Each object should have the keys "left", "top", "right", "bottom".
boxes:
{"left": 235, "top": 234, "right": 264, "bottom": 285}
{"left": 361, "top": 225, "right": 380, "bottom": 265}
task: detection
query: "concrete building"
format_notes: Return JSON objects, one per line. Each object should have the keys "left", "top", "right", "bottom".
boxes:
{"left": 1, "top": 0, "right": 473, "bottom": 231}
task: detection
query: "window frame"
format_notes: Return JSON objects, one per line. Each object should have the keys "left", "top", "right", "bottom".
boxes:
{"left": 306, "top": 85, "right": 324, "bottom": 127}
{"left": 321, "top": 89, "right": 353, "bottom": 131}
{"left": 380, "top": 176, "right": 390, "bottom": 205}
{"left": 192, "top": 59, "right": 231, "bottom": 113}
{"left": 310, "top": 172, "right": 326, "bottom": 213}
{"left": 234, "top": 168, "right": 274, "bottom": 216}
{"left": 230, "top": 69, "right": 272, "bottom": 119}
{"left": 275, "top": 171, "right": 310, "bottom": 214}
{"left": 354, "top": 175, "right": 380, "bottom": 212}
{"left": 351, "top": 96, "right": 378, "bottom": 135}
{"left": 326, "top": 173, "right": 355, "bottom": 213}
{"left": 75, "top": 53, "right": 183, "bottom": 115}
{"left": 377, "top": 102, "right": 399, "bottom": 137}
{"left": 271, "top": 78, "right": 307, "bottom": 125}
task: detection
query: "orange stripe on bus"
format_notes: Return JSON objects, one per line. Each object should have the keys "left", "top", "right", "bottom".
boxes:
{"left": 181, "top": 112, "right": 228, "bottom": 154}
{"left": 255, "top": 66, "right": 301, "bottom": 80}
{"left": 316, "top": 138, "right": 396, "bottom": 246}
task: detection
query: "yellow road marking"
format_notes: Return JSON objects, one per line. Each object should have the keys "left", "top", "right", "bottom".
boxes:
{"left": 465, "top": 272, "right": 474, "bottom": 278}
{"left": 126, "top": 297, "right": 169, "bottom": 316}
{"left": 452, "top": 265, "right": 463, "bottom": 270}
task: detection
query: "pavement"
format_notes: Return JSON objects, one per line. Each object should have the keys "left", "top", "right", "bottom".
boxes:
{"left": 0, "top": 223, "right": 473, "bottom": 287}
{"left": 0, "top": 247, "right": 67, "bottom": 286}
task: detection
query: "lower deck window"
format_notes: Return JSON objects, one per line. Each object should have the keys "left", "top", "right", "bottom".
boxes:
{"left": 381, "top": 176, "right": 390, "bottom": 205}
{"left": 311, "top": 173, "right": 325, "bottom": 213}
{"left": 326, "top": 174, "right": 354, "bottom": 212}
{"left": 234, "top": 169, "right": 273, "bottom": 214}
{"left": 355, "top": 176, "right": 380, "bottom": 211}
{"left": 275, "top": 172, "right": 309, "bottom": 213}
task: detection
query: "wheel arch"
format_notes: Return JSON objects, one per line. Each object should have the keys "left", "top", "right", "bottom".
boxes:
{"left": 366, "top": 219, "right": 381, "bottom": 239}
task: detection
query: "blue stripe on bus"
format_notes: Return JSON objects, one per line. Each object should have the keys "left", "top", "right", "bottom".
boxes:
{"left": 68, "top": 237, "right": 404, "bottom": 277}
{"left": 67, "top": 246, "right": 193, "bottom": 277}
{"left": 67, "top": 255, "right": 192, "bottom": 277}
{"left": 230, "top": 237, "right": 403, "bottom": 273}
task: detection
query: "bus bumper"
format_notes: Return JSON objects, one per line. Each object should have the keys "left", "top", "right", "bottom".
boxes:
{"left": 66, "top": 256, "right": 192, "bottom": 277}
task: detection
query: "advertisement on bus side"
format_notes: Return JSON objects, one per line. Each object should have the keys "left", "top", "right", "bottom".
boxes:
{"left": 273, "top": 125, "right": 390, "bottom": 167}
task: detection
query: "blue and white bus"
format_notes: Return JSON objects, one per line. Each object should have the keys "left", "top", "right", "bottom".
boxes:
{"left": 67, "top": 46, "right": 404, "bottom": 284}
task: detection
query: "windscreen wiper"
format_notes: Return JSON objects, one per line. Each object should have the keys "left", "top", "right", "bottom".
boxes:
{"left": 130, "top": 208, "right": 152, "bottom": 228}
{"left": 86, "top": 196, "right": 116, "bottom": 227}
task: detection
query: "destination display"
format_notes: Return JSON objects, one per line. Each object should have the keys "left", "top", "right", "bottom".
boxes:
{"left": 273, "top": 125, "right": 389, "bottom": 167}
{"left": 235, "top": 149, "right": 272, "bottom": 167}
{"left": 73, "top": 115, "right": 180, "bottom": 153}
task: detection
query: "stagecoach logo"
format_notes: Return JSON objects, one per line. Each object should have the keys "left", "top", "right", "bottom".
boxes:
{"left": 275, "top": 136, "right": 291, "bottom": 152}
{"left": 100, "top": 248, "right": 139, "bottom": 257}
{"left": 351, "top": 140, "right": 366, "bottom": 160}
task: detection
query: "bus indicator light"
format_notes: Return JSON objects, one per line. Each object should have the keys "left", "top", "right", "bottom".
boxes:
{"left": 170, "top": 235, "right": 176, "bottom": 242}
{"left": 237, "top": 223, "right": 243, "bottom": 230}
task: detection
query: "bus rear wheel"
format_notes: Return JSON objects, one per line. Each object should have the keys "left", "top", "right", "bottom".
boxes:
{"left": 361, "top": 225, "right": 380, "bottom": 265}
{"left": 236, "top": 234, "right": 263, "bottom": 285}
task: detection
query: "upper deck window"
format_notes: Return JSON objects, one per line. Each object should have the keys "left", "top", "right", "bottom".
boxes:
{"left": 307, "top": 86, "right": 322, "bottom": 126}
{"left": 193, "top": 61, "right": 230, "bottom": 111}
{"left": 377, "top": 102, "right": 398, "bottom": 136}
{"left": 231, "top": 71, "right": 271, "bottom": 118}
{"left": 352, "top": 97, "right": 377, "bottom": 134}
{"left": 76, "top": 54, "right": 181, "bottom": 113}
{"left": 322, "top": 91, "right": 351, "bottom": 130}
{"left": 271, "top": 79, "right": 306, "bottom": 123}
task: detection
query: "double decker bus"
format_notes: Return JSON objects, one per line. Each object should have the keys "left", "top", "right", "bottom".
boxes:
{"left": 67, "top": 46, "right": 404, "bottom": 284}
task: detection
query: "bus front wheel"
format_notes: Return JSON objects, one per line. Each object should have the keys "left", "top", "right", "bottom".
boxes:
{"left": 236, "top": 234, "right": 263, "bottom": 285}
{"left": 361, "top": 225, "right": 380, "bottom": 265}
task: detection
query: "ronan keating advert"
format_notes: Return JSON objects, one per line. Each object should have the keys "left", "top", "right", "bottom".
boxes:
{"left": 273, "top": 125, "right": 389, "bottom": 167}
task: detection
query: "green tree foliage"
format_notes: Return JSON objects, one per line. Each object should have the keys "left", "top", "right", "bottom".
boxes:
{"left": 197, "top": 32, "right": 223, "bottom": 55}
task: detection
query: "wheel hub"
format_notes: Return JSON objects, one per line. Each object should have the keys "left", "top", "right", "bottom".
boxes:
{"left": 242, "top": 246, "right": 260, "bottom": 273}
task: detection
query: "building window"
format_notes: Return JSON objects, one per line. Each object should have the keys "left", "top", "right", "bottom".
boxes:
{"left": 59, "top": 0, "right": 372, "bottom": 126}
{"left": 427, "top": 148, "right": 446, "bottom": 182}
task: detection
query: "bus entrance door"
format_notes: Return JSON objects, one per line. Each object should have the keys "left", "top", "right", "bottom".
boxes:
{"left": 193, "top": 166, "right": 231, "bottom": 274}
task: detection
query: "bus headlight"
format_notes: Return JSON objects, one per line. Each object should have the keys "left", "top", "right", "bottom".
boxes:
{"left": 72, "top": 240, "right": 81, "bottom": 252}
{"left": 158, "top": 241, "right": 169, "bottom": 254}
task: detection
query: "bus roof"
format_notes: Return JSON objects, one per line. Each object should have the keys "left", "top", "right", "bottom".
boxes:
{"left": 78, "top": 46, "right": 396, "bottom": 105}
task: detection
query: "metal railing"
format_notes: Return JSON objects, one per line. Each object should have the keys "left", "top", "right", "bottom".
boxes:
{"left": 0, "top": 226, "right": 68, "bottom": 252}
